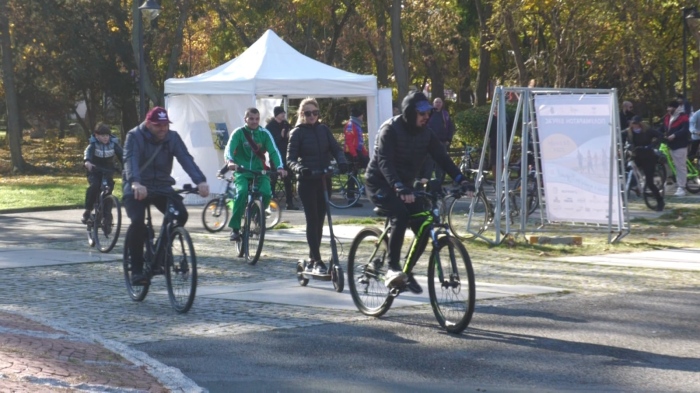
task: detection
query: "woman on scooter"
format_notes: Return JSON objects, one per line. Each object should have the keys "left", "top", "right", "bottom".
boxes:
{"left": 287, "top": 98, "right": 349, "bottom": 274}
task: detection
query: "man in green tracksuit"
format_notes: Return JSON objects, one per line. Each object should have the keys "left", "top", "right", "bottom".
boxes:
{"left": 224, "top": 107, "right": 287, "bottom": 241}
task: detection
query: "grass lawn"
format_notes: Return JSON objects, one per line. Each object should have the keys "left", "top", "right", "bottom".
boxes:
{"left": 0, "top": 175, "right": 123, "bottom": 211}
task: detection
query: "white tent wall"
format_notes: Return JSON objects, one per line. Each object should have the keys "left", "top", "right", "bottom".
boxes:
{"left": 164, "top": 30, "right": 391, "bottom": 204}
{"left": 168, "top": 94, "right": 253, "bottom": 204}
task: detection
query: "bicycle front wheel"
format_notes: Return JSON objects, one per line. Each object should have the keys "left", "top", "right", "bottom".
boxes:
{"left": 266, "top": 199, "right": 282, "bottom": 229}
{"left": 165, "top": 226, "right": 197, "bottom": 313}
{"left": 428, "top": 236, "right": 475, "bottom": 334}
{"left": 122, "top": 227, "right": 150, "bottom": 302}
{"left": 201, "top": 197, "right": 229, "bottom": 232}
{"left": 347, "top": 227, "right": 393, "bottom": 317}
{"left": 686, "top": 162, "right": 700, "bottom": 193}
{"left": 244, "top": 199, "right": 265, "bottom": 265}
{"left": 93, "top": 195, "right": 121, "bottom": 253}
{"left": 643, "top": 163, "right": 666, "bottom": 210}
{"left": 448, "top": 193, "right": 489, "bottom": 240}
{"left": 328, "top": 172, "right": 361, "bottom": 208}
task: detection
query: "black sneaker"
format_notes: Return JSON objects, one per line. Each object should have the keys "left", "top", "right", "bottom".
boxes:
{"left": 230, "top": 229, "right": 241, "bottom": 241}
{"left": 313, "top": 261, "right": 328, "bottom": 275}
{"left": 304, "top": 261, "right": 315, "bottom": 273}
{"left": 130, "top": 273, "right": 151, "bottom": 286}
{"left": 406, "top": 273, "right": 423, "bottom": 294}
{"left": 81, "top": 212, "right": 91, "bottom": 224}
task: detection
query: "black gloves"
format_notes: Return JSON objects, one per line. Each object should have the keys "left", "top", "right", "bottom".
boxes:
{"left": 394, "top": 182, "right": 413, "bottom": 196}
{"left": 338, "top": 162, "right": 349, "bottom": 174}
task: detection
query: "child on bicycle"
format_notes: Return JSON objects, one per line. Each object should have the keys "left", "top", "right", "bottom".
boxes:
{"left": 81, "top": 123, "right": 123, "bottom": 224}
{"left": 626, "top": 116, "right": 665, "bottom": 211}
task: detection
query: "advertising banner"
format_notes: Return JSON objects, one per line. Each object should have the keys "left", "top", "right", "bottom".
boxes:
{"left": 534, "top": 94, "right": 622, "bottom": 224}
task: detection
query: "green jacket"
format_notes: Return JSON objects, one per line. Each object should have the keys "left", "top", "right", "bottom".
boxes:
{"left": 224, "top": 126, "right": 283, "bottom": 177}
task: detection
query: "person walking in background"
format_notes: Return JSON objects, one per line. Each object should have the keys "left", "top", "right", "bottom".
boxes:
{"left": 343, "top": 107, "right": 369, "bottom": 207}
{"left": 423, "top": 97, "right": 455, "bottom": 183}
{"left": 688, "top": 107, "right": 700, "bottom": 159}
{"left": 266, "top": 106, "right": 298, "bottom": 210}
{"left": 81, "top": 123, "right": 123, "bottom": 224}
{"left": 123, "top": 107, "right": 210, "bottom": 285}
{"left": 287, "top": 98, "right": 348, "bottom": 274}
{"left": 662, "top": 101, "right": 690, "bottom": 196}
{"left": 224, "top": 108, "right": 287, "bottom": 242}
{"left": 619, "top": 101, "right": 635, "bottom": 146}
{"left": 627, "top": 116, "right": 665, "bottom": 211}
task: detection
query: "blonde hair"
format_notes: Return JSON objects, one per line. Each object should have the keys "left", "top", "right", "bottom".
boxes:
{"left": 295, "top": 97, "right": 320, "bottom": 126}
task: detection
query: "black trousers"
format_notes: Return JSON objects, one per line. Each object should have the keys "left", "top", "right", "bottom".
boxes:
{"left": 123, "top": 192, "right": 188, "bottom": 274}
{"left": 85, "top": 173, "right": 114, "bottom": 212}
{"left": 365, "top": 182, "right": 430, "bottom": 271}
{"left": 634, "top": 152, "right": 662, "bottom": 204}
{"left": 297, "top": 177, "right": 329, "bottom": 262}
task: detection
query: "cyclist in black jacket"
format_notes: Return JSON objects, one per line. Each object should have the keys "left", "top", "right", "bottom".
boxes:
{"left": 626, "top": 116, "right": 665, "bottom": 211}
{"left": 364, "top": 91, "right": 473, "bottom": 288}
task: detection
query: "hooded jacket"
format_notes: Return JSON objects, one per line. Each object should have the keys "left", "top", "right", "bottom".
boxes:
{"left": 365, "top": 91, "right": 461, "bottom": 189}
{"left": 663, "top": 108, "right": 690, "bottom": 150}
{"left": 123, "top": 122, "right": 206, "bottom": 195}
{"left": 84, "top": 135, "right": 123, "bottom": 171}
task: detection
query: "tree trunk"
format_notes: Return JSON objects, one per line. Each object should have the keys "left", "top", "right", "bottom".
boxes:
{"left": 0, "top": 0, "right": 26, "bottom": 172}
{"left": 474, "top": 0, "right": 491, "bottom": 105}
{"left": 324, "top": 1, "right": 355, "bottom": 65}
{"left": 423, "top": 43, "right": 444, "bottom": 100}
{"left": 504, "top": 10, "right": 528, "bottom": 87}
{"left": 390, "top": 0, "right": 409, "bottom": 99}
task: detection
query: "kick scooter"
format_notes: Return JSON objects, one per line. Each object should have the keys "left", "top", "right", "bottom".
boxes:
{"left": 296, "top": 167, "right": 344, "bottom": 293}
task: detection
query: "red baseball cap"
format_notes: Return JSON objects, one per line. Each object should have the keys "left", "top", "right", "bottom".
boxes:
{"left": 146, "top": 106, "right": 172, "bottom": 124}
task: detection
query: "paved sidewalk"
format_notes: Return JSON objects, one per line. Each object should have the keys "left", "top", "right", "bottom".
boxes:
{"left": 0, "top": 193, "right": 697, "bottom": 392}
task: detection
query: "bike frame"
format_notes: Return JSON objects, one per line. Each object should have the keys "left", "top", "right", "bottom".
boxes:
{"left": 660, "top": 143, "right": 699, "bottom": 178}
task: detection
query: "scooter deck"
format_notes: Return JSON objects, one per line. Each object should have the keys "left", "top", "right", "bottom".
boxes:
{"left": 301, "top": 272, "right": 332, "bottom": 281}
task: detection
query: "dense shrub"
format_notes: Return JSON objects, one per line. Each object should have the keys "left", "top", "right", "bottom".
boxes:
{"left": 452, "top": 104, "right": 519, "bottom": 149}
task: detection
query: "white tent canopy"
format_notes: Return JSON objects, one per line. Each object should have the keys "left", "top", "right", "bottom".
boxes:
{"left": 164, "top": 30, "right": 390, "bottom": 200}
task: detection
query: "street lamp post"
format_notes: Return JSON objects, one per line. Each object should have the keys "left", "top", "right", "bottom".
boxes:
{"left": 682, "top": 6, "right": 700, "bottom": 100}
{"left": 138, "top": 0, "right": 161, "bottom": 120}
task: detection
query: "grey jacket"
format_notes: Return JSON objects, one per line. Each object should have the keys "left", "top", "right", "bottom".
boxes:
{"left": 122, "top": 123, "right": 206, "bottom": 195}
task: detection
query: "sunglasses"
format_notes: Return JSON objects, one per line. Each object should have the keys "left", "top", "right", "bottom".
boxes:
{"left": 303, "top": 110, "right": 320, "bottom": 117}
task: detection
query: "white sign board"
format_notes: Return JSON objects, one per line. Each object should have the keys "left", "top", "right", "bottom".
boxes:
{"left": 534, "top": 94, "right": 622, "bottom": 224}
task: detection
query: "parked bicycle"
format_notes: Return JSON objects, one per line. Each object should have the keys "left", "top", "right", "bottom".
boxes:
{"left": 659, "top": 142, "right": 700, "bottom": 193}
{"left": 201, "top": 173, "right": 281, "bottom": 233}
{"left": 86, "top": 167, "right": 122, "bottom": 253}
{"left": 448, "top": 165, "right": 533, "bottom": 241}
{"left": 347, "top": 180, "right": 475, "bottom": 334}
{"left": 327, "top": 161, "right": 364, "bottom": 208}
{"left": 123, "top": 185, "right": 200, "bottom": 313}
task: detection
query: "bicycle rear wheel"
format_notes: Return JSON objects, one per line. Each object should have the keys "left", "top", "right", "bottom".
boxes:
{"left": 266, "top": 199, "right": 281, "bottom": 229}
{"left": 643, "top": 163, "right": 666, "bottom": 210}
{"left": 347, "top": 227, "right": 393, "bottom": 317}
{"left": 201, "top": 197, "right": 229, "bottom": 232}
{"left": 428, "top": 236, "right": 475, "bottom": 334}
{"left": 122, "top": 227, "right": 150, "bottom": 302}
{"left": 165, "top": 226, "right": 197, "bottom": 313}
{"left": 93, "top": 195, "right": 121, "bottom": 253}
{"left": 328, "top": 172, "right": 361, "bottom": 208}
{"left": 447, "top": 193, "right": 489, "bottom": 240}
{"left": 244, "top": 199, "right": 265, "bottom": 265}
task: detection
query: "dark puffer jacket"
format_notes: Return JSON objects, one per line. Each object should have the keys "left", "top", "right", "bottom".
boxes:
{"left": 287, "top": 122, "right": 346, "bottom": 178}
{"left": 365, "top": 91, "right": 461, "bottom": 190}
